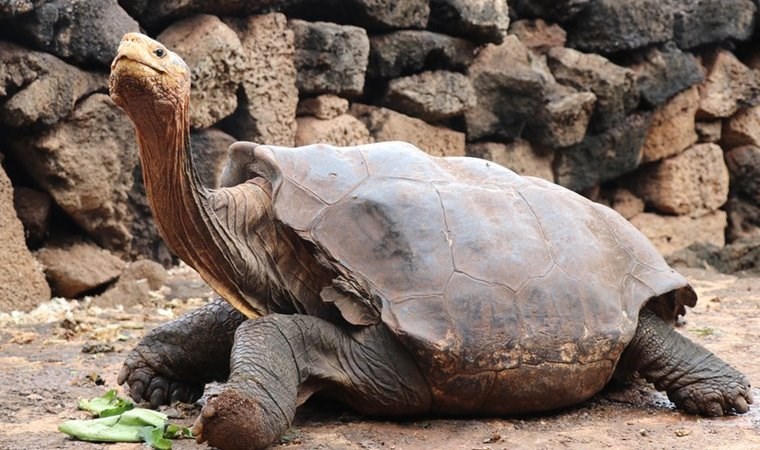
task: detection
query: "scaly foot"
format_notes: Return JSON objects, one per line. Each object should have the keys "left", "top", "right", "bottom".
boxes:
{"left": 667, "top": 368, "right": 752, "bottom": 416}
{"left": 192, "top": 389, "right": 279, "bottom": 450}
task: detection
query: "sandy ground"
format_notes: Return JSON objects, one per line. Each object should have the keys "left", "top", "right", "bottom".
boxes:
{"left": 1, "top": 266, "right": 759, "bottom": 450}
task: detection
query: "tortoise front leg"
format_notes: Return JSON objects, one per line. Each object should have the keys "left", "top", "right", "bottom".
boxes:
{"left": 618, "top": 308, "right": 752, "bottom": 416}
{"left": 118, "top": 298, "right": 247, "bottom": 407}
{"left": 191, "top": 314, "right": 431, "bottom": 450}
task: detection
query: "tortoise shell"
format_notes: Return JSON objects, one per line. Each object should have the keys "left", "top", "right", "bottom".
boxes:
{"left": 223, "top": 141, "right": 696, "bottom": 413}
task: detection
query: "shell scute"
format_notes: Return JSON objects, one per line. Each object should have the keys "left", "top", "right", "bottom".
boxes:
{"left": 435, "top": 182, "right": 554, "bottom": 293}
{"left": 311, "top": 178, "right": 455, "bottom": 299}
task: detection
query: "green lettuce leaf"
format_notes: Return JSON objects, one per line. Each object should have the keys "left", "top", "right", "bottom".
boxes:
{"left": 59, "top": 408, "right": 168, "bottom": 442}
{"left": 77, "top": 389, "right": 134, "bottom": 417}
{"left": 61, "top": 390, "right": 191, "bottom": 449}
{"left": 140, "top": 426, "right": 174, "bottom": 450}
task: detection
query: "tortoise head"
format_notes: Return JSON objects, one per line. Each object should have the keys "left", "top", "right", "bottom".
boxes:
{"left": 109, "top": 33, "right": 191, "bottom": 126}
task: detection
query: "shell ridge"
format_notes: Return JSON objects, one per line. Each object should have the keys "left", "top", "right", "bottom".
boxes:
{"left": 450, "top": 270, "right": 518, "bottom": 294}
{"left": 432, "top": 184, "right": 457, "bottom": 271}
{"left": 283, "top": 173, "right": 333, "bottom": 205}
{"left": 512, "top": 262, "right": 561, "bottom": 296}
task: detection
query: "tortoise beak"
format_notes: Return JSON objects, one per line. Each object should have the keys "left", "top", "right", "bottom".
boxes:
{"left": 111, "top": 33, "right": 165, "bottom": 76}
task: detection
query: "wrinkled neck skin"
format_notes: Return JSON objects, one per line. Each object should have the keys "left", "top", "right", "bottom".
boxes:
{"left": 129, "top": 93, "right": 269, "bottom": 317}
{"left": 134, "top": 97, "right": 206, "bottom": 266}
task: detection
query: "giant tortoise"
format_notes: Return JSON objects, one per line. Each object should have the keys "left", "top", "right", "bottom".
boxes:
{"left": 108, "top": 33, "right": 752, "bottom": 450}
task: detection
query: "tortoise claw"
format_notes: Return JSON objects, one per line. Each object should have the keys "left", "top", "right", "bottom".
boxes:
{"left": 734, "top": 395, "right": 750, "bottom": 414}
{"left": 192, "top": 398, "right": 217, "bottom": 444}
{"left": 118, "top": 347, "right": 205, "bottom": 407}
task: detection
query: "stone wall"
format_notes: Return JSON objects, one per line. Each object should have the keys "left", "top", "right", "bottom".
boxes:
{"left": 1, "top": 0, "right": 759, "bottom": 311}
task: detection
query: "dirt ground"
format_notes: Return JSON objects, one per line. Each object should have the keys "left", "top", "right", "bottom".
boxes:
{"left": 1, "top": 266, "right": 759, "bottom": 450}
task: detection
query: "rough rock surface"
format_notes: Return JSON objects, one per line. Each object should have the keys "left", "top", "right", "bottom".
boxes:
{"left": 726, "top": 196, "right": 760, "bottom": 241}
{"left": 122, "top": 259, "right": 168, "bottom": 291}
{"left": 526, "top": 84, "right": 596, "bottom": 148}
{"left": 8, "top": 94, "right": 138, "bottom": 252}
{"left": 626, "top": 42, "right": 704, "bottom": 108}
{"left": 281, "top": 0, "right": 431, "bottom": 30}
{"left": 695, "top": 121, "right": 722, "bottom": 143}
{"left": 631, "top": 143, "right": 729, "bottom": 216}
{"left": 12, "top": 186, "right": 51, "bottom": 248}
{"left": 117, "top": 0, "right": 281, "bottom": 29}
{"left": 77, "top": 0, "right": 435, "bottom": 37}
{"left": 465, "top": 36, "right": 548, "bottom": 140}
{"left": 367, "top": 31, "right": 476, "bottom": 79}
{"left": 35, "top": 240, "right": 125, "bottom": 299}
{"left": 295, "top": 114, "right": 372, "bottom": 147}
{"left": 331, "top": 0, "right": 430, "bottom": 29}
{"left": 383, "top": 71, "right": 475, "bottom": 121}
{"left": 190, "top": 128, "right": 236, "bottom": 189}
{"left": 350, "top": 103, "right": 465, "bottom": 157}
{"left": 640, "top": 86, "right": 699, "bottom": 163}
{"left": 0, "top": 0, "right": 34, "bottom": 18}
{"left": 467, "top": 140, "right": 554, "bottom": 181}
{"left": 92, "top": 259, "right": 168, "bottom": 308}
{"left": 297, "top": 95, "right": 349, "bottom": 120}
{"left": 722, "top": 106, "right": 760, "bottom": 149}
{"left": 725, "top": 145, "right": 760, "bottom": 203}
{"left": 158, "top": 15, "right": 245, "bottom": 129}
{"left": 668, "top": 237, "right": 760, "bottom": 275}
{"left": 564, "top": 0, "right": 674, "bottom": 53}
{"left": 547, "top": 47, "right": 638, "bottom": 132}
{"left": 428, "top": 0, "right": 509, "bottom": 44}
{"left": 509, "top": 19, "right": 567, "bottom": 54}
{"left": 673, "top": 0, "right": 756, "bottom": 49}
{"left": 290, "top": 19, "right": 369, "bottom": 97}
{"left": 0, "top": 41, "right": 104, "bottom": 127}
{"left": 366, "top": 0, "right": 431, "bottom": 28}
{"left": 630, "top": 210, "right": 727, "bottom": 256}
{"left": 698, "top": 49, "right": 760, "bottom": 119}
{"left": 554, "top": 112, "right": 651, "bottom": 191}
{"left": 511, "top": 0, "right": 591, "bottom": 23}
{"left": 608, "top": 188, "right": 645, "bottom": 220}
{"left": 6, "top": 0, "right": 139, "bottom": 67}
{"left": 0, "top": 166, "right": 50, "bottom": 313}
{"left": 224, "top": 13, "right": 297, "bottom": 146}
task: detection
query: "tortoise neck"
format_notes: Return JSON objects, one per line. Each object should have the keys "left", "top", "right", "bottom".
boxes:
{"left": 134, "top": 100, "right": 250, "bottom": 310}
{"left": 135, "top": 100, "right": 207, "bottom": 264}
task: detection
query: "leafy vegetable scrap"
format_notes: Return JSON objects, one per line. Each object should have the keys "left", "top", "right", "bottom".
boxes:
{"left": 59, "top": 390, "right": 193, "bottom": 449}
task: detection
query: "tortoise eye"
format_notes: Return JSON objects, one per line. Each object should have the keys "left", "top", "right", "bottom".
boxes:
{"left": 154, "top": 48, "right": 166, "bottom": 58}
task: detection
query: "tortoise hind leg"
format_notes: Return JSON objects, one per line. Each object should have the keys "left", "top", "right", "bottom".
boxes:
{"left": 192, "top": 314, "right": 431, "bottom": 450}
{"left": 617, "top": 308, "right": 752, "bottom": 416}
